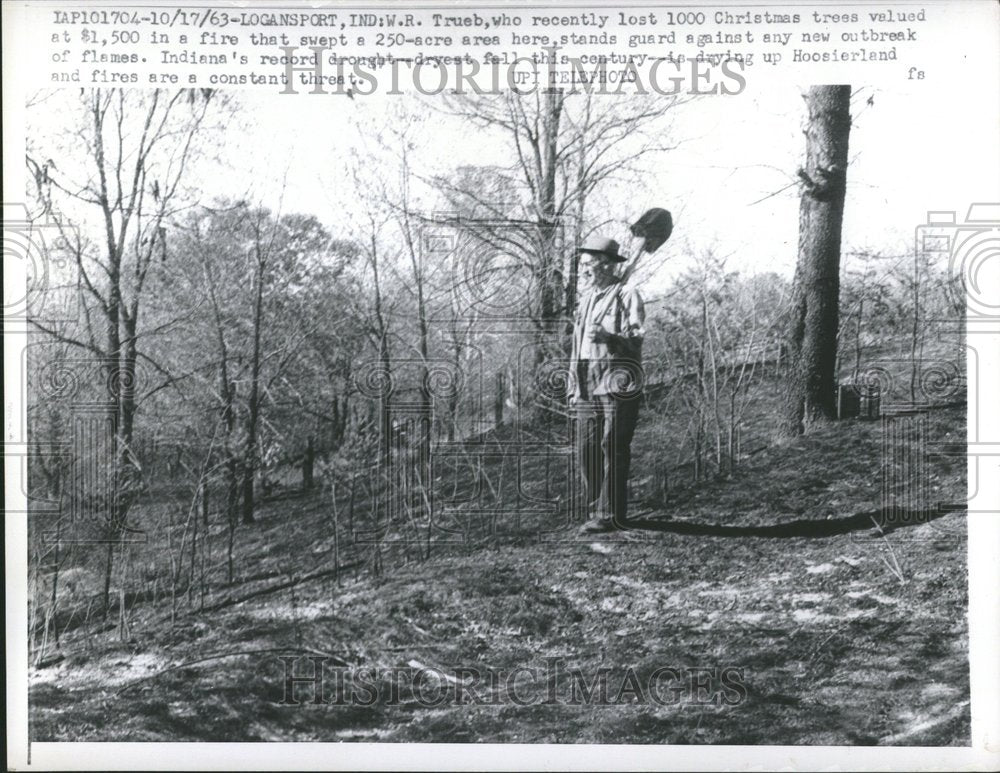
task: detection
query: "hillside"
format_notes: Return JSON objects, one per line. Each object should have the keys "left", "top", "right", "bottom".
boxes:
{"left": 28, "top": 398, "right": 969, "bottom": 744}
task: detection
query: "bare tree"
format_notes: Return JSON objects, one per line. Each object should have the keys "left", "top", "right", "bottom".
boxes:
{"left": 27, "top": 88, "right": 220, "bottom": 613}
{"left": 441, "top": 91, "right": 685, "bottom": 333}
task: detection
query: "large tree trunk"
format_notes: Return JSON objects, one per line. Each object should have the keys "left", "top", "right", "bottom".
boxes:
{"left": 782, "top": 85, "right": 852, "bottom": 437}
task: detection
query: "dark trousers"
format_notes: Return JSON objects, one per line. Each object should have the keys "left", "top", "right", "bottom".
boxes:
{"left": 575, "top": 395, "right": 640, "bottom": 523}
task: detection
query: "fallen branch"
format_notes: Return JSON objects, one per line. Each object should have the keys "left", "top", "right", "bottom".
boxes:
{"left": 199, "top": 562, "right": 363, "bottom": 614}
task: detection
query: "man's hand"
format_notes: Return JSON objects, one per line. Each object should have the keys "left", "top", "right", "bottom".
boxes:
{"left": 587, "top": 324, "right": 612, "bottom": 344}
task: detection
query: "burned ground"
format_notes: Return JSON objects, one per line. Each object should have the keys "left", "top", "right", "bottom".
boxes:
{"left": 28, "top": 400, "right": 969, "bottom": 744}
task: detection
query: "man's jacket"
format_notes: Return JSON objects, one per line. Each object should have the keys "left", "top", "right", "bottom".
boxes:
{"left": 570, "top": 282, "right": 646, "bottom": 401}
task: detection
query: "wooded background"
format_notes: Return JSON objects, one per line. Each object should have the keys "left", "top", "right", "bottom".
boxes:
{"left": 23, "top": 87, "right": 965, "bottom": 656}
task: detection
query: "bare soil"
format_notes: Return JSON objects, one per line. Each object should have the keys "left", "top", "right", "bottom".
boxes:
{"left": 28, "top": 404, "right": 969, "bottom": 744}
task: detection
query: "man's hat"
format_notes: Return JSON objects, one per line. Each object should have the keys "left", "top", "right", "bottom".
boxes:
{"left": 577, "top": 235, "right": 627, "bottom": 263}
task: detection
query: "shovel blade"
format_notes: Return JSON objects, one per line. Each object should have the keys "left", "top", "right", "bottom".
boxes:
{"left": 630, "top": 207, "right": 673, "bottom": 253}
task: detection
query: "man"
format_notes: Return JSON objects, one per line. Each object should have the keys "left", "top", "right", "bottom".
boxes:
{"left": 570, "top": 235, "right": 646, "bottom": 533}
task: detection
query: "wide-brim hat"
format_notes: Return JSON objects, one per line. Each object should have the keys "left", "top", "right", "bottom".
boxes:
{"left": 577, "top": 235, "right": 627, "bottom": 263}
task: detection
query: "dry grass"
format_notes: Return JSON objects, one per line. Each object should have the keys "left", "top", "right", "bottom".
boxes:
{"left": 29, "top": 385, "right": 969, "bottom": 744}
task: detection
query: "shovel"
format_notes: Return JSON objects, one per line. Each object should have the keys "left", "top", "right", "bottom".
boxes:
{"left": 619, "top": 207, "right": 674, "bottom": 286}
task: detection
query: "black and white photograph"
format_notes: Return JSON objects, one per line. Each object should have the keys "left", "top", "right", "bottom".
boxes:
{"left": 4, "top": 0, "right": 999, "bottom": 769}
